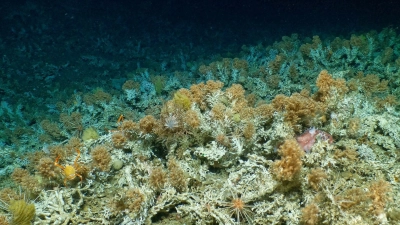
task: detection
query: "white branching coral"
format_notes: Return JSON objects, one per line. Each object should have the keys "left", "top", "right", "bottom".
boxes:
{"left": 194, "top": 141, "right": 227, "bottom": 163}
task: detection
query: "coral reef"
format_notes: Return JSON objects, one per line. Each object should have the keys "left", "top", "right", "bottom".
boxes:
{"left": 3, "top": 23, "right": 400, "bottom": 224}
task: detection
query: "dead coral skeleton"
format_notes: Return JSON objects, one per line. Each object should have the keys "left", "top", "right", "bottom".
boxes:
{"left": 34, "top": 185, "right": 109, "bottom": 225}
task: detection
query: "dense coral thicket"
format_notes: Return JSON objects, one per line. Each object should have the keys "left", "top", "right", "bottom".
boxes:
{"left": 3, "top": 25, "right": 400, "bottom": 224}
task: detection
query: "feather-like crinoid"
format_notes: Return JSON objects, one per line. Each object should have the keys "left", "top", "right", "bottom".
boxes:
{"left": 220, "top": 189, "right": 254, "bottom": 224}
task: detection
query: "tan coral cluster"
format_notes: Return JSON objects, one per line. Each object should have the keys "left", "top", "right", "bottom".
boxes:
{"left": 91, "top": 145, "right": 112, "bottom": 171}
{"left": 315, "top": 70, "right": 348, "bottom": 102}
{"left": 11, "top": 168, "right": 40, "bottom": 194}
{"left": 271, "top": 139, "right": 304, "bottom": 181}
{"left": 36, "top": 157, "right": 57, "bottom": 179}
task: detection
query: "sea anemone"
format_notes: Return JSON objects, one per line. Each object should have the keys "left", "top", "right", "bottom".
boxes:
{"left": 219, "top": 188, "right": 254, "bottom": 224}
{"left": 164, "top": 114, "right": 179, "bottom": 130}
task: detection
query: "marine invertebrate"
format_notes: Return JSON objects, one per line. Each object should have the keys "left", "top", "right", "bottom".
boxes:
{"left": 172, "top": 89, "right": 192, "bottom": 110}
{"left": 163, "top": 114, "right": 179, "bottom": 130}
{"left": 40, "top": 119, "right": 64, "bottom": 140}
{"left": 149, "top": 166, "right": 167, "bottom": 191}
{"left": 368, "top": 180, "right": 392, "bottom": 218}
{"left": 307, "top": 168, "right": 327, "bottom": 190}
{"left": 271, "top": 91, "right": 326, "bottom": 130}
{"left": 183, "top": 109, "right": 200, "bottom": 128}
{"left": 111, "top": 132, "right": 127, "bottom": 148}
{"left": 91, "top": 145, "right": 111, "bottom": 171}
{"left": 167, "top": 158, "right": 187, "bottom": 192}
{"left": 0, "top": 215, "right": 8, "bottom": 225}
{"left": 296, "top": 127, "right": 333, "bottom": 152}
{"left": 83, "top": 88, "right": 112, "bottom": 105}
{"left": 81, "top": 127, "right": 99, "bottom": 141}
{"left": 54, "top": 148, "right": 83, "bottom": 186}
{"left": 150, "top": 75, "right": 166, "bottom": 95}
{"left": 139, "top": 115, "right": 158, "bottom": 134}
{"left": 315, "top": 70, "right": 348, "bottom": 102}
{"left": 36, "top": 157, "right": 57, "bottom": 179}
{"left": 272, "top": 139, "right": 304, "bottom": 181}
{"left": 8, "top": 199, "right": 35, "bottom": 225}
{"left": 219, "top": 188, "right": 253, "bottom": 224}
{"left": 59, "top": 111, "right": 83, "bottom": 136}
{"left": 301, "top": 203, "right": 319, "bottom": 225}
{"left": 11, "top": 169, "right": 40, "bottom": 193}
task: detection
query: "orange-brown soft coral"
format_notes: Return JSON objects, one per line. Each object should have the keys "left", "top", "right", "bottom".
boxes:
{"left": 301, "top": 203, "right": 319, "bottom": 225}
{"left": 64, "top": 137, "right": 83, "bottom": 156}
{"left": 167, "top": 158, "right": 187, "bottom": 192}
{"left": 11, "top": 168, "right": 30, "bottom": 184}
{"left": 149, "top": 166, "right": 167, "bottom": 191}
{"left": 189, "top": 80, "right": 224, "bottom": 110}
{"left": 36, "top": 157, "right": 57, "bottom": 179}
{"left": 243, "top": 122, "right": 255, "bottom": 140}
{"left": 272, "top": 139, "right": 304, "bottom": 181}
{"left": 0, "top": 215, "right": 9, "bottom": 225}
{"left": 139, "top": 115, "right": 158, "bottom": 134}
{"left": 40, "top": 119, "right": 64, "bottom": 140}
{"left": 125, "top": 188, "right": 146, "bottom": 213}
{"left": 11, "top": 168, "right": 40, "bottom": 193}
{"left": 299, "top": 36, "right": 322, "bottom": 58}
{"left": 334, "top": 147, "right": 358, "bottom": 161}
{"left": 381, "top": 47, "right": 394, "bottom": 65}
{"left": 307, "top": 168, "right": 327, "bottom": 190}
{"left": 353, "top": 73, "right": 389, "bottom": 96}
{"left": 112, "top": 188, "right": 146, "bottom": 214}
{"left": 49, "top": 144, "right": 68, "bottom": 159}
{"left": 183, "top": 109, "right": 200, "bottom": 128}
{"left": 350, "top": 34, "right": 369, "bottom": 54}
{"left": 117, "top": 120, "right": 139, "bottom": 138}
{"left": 111, "top": 132, "right": 127, "bottom": 149}
{"left": 368, "top": 179, "right": 392, "bottom": 216}
{"left": 27, "top": 151, "right": 47, "bottom": 170}
{"left": 225, "top": 84, "right": 246, "bottom": 100}
{"left": 211, "top": 103, "right": 228, "bottom": 121}
{"left": 268, "top": 54, "right": 285, "bottom": 74}
{"left": 347, "top": 117, "right": 361, "bottom": 137}
{"left": 215, "top": 134, "right": 230, "bottom": 147}
{"left": 225, "top": 84, "right": 249, "bottom": 113}
{"left": 375, "top": 94, "right": 399, "bottom": 109}
{"left": 59, "top": 111, "right": 83, "bottom": 136}
{"left": 122, "top": 80, "right": 140, "bottom": 90}
{"left": 83, "top": 88, "right": 112, "bottom": 105}
{"left": 272, "top": 91, "right": 326, "bottom": 129}
{"left": 91, "top": 145, "right": 111, "bottom": 171}
{"left": 0, "top": 188, "right": 22, "bottom": 204}
{"left": 267, "top": 74, "right": 281, "bottom": 89}
{"left": 254, "top": 103, "right": 274, "bottom": 121}
{"left": 315, "top": 70, "right": 348, "bottom": 102}
{"left": 335, "top": 187, "right": 367, "bottom": 211}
